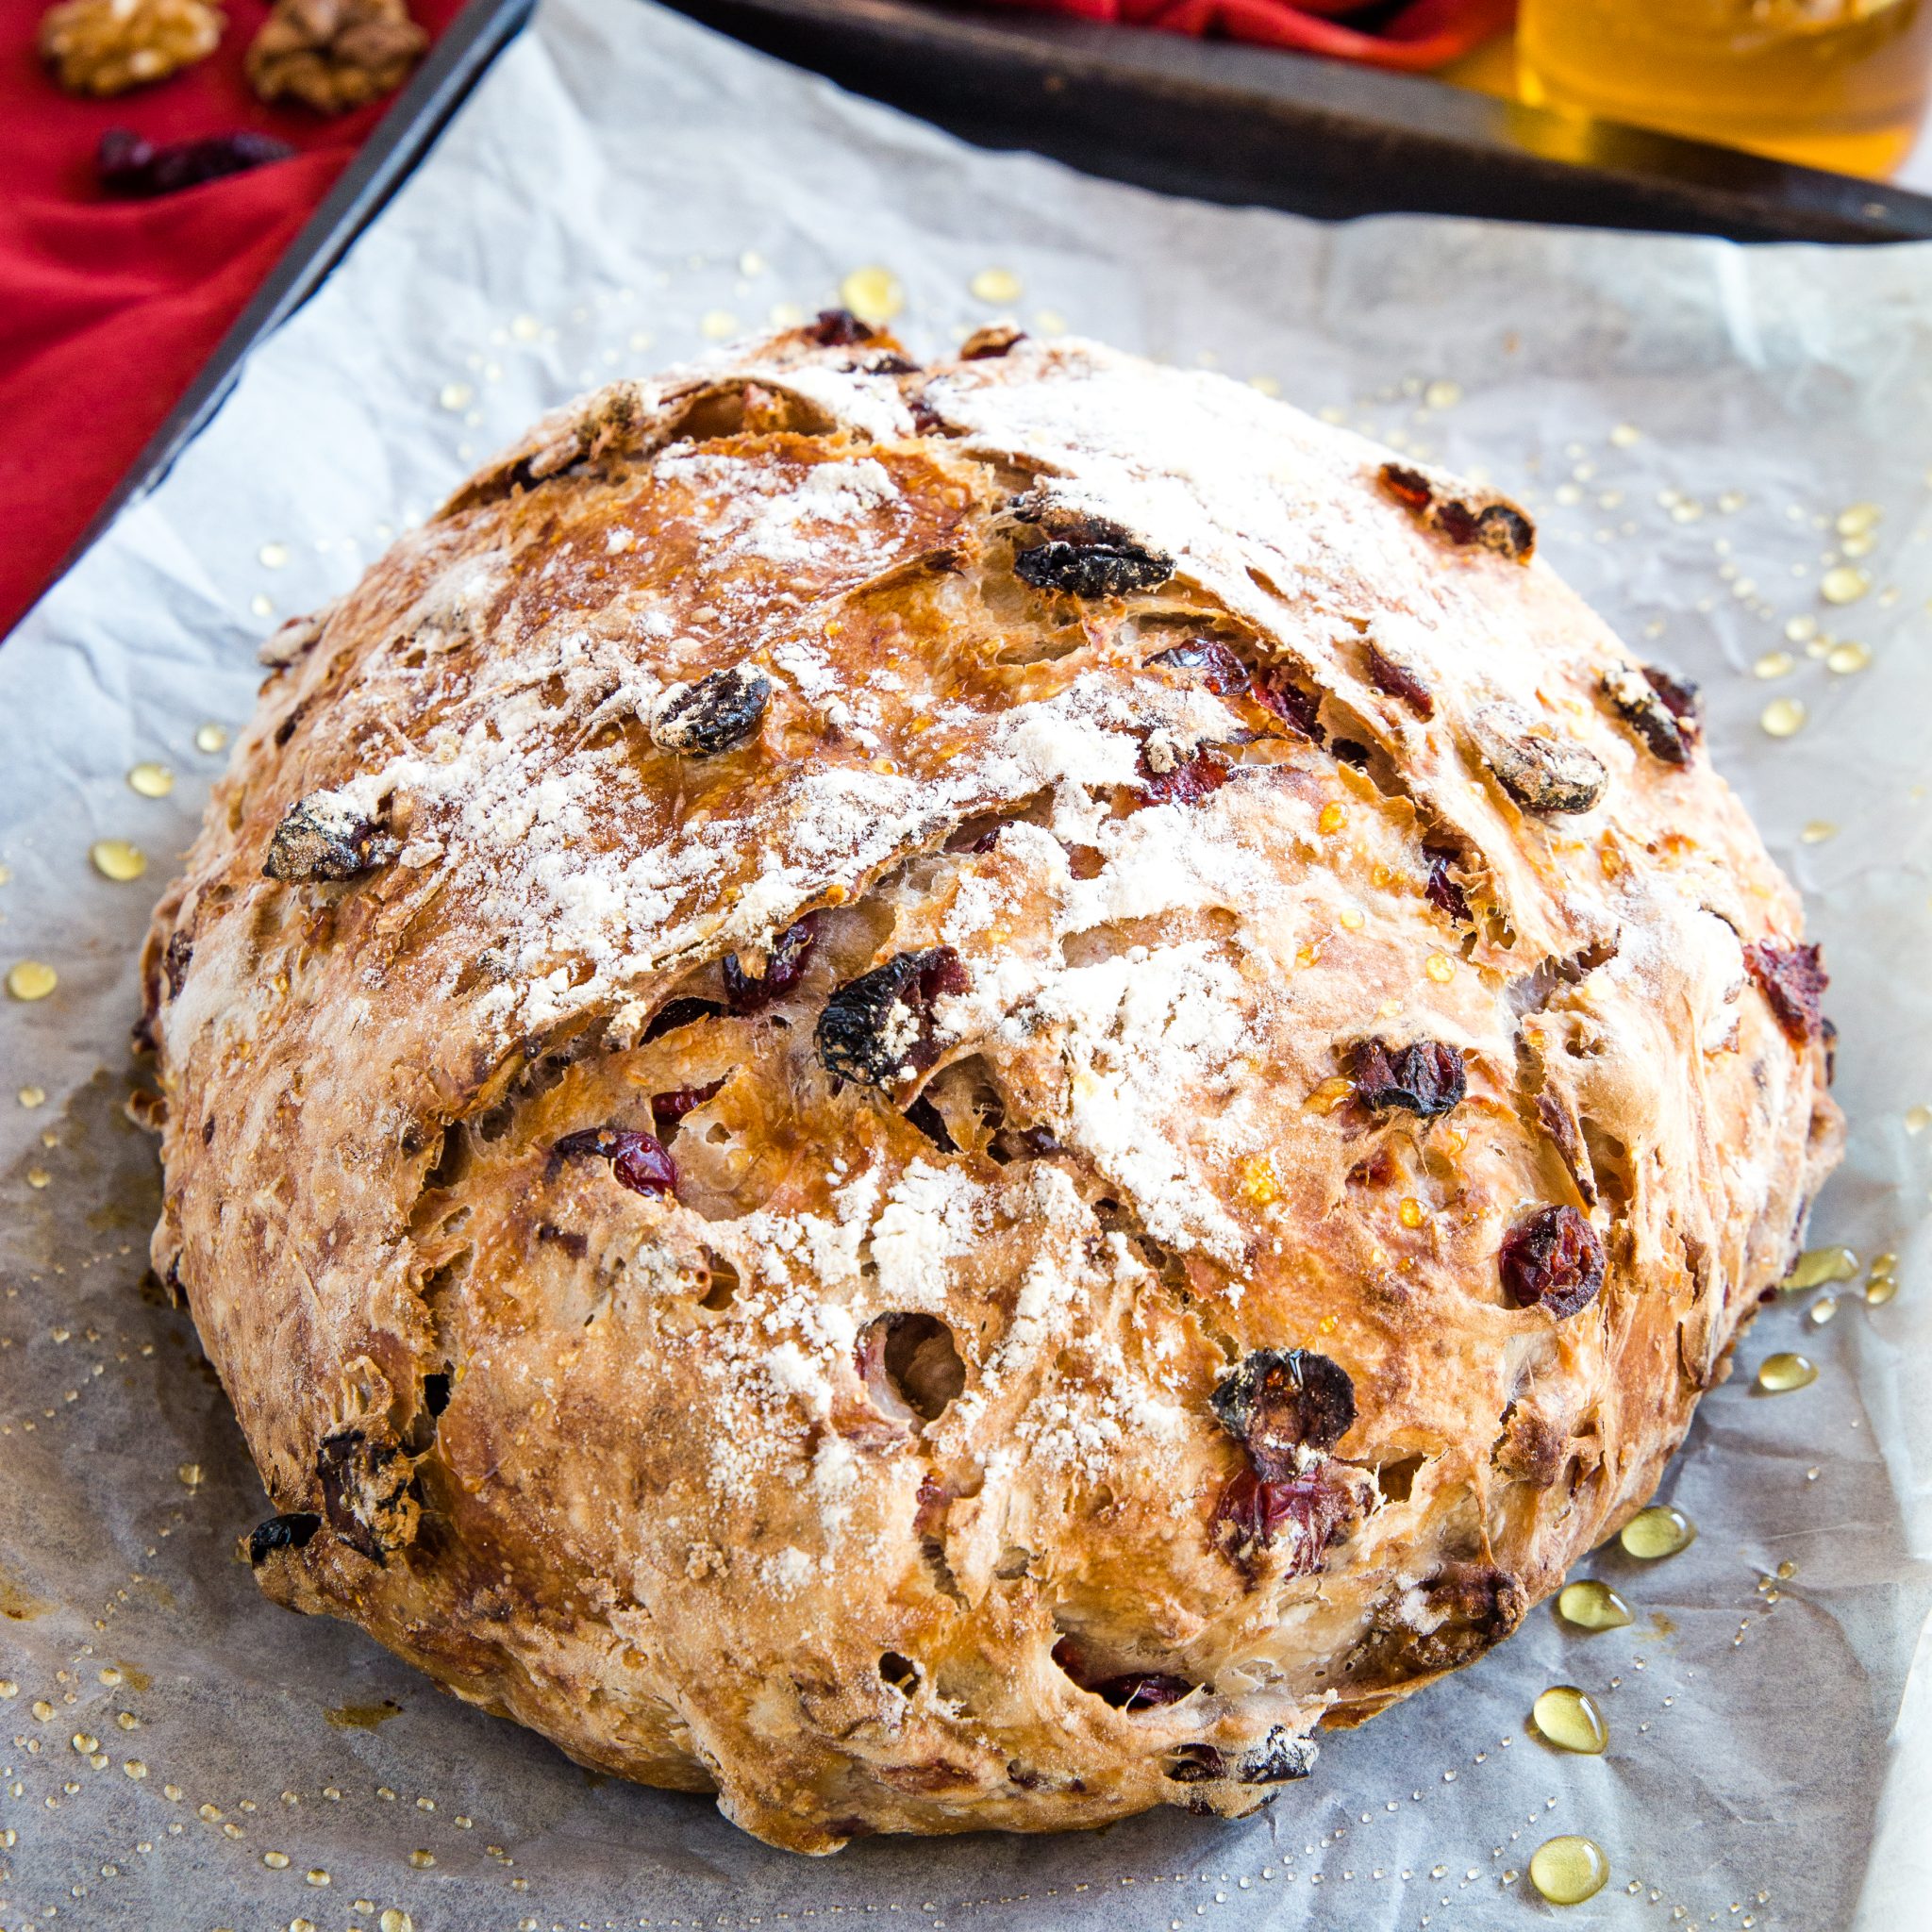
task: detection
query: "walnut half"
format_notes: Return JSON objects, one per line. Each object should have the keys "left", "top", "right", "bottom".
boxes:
{"left": 245, "top": 0, "right": 425, "bottom": 112}
{"left": 39, "top": 0, "right": 223, "bottom": 95}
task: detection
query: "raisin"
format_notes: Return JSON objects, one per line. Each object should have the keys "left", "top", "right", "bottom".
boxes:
{"left": 246, "top": 1511, "right": 320, "bottom": 1566}
{"left": 641, "top": 996, "right": 725, "bottom": 1041}
{"left": 1498, "top": 1205, "right": 1606, "bottom": 1318}
{"left": 1363, "top": 641, "right": 1435, "bottom": 720}
{"left": 1743, "top": 940, "right": 1827, "bottom": 1047}
{"left": 163, "top": 928, "right": 193, "bottom": 997}
{"left": 1601, "top": 664, "right": 1690, "bottom": 766}
{"left": 1642, "top": 663, "right": 1704, "bottom": 728}
{"left": 806, "top": 308, "right": 875, "bottom": 347}
{"left": 651, "top": 1078, "right": 724, "bottom": 1129}
{"left": 1424, "top": 846, "right": 1472, "bottom": 925}
{"left": 1210, "top": 1348, "right": 1357, "bottom": 1474}
{"left": 1350, "top": 1037, "right": 1466, "bottom": 1119}
{"left": 1252, "top": 668, "right": 1324, "bottom": 741}
{"left": 1209, "top": 1465, "right": 1357, "bottom": 1574}
{"left": 97, "top": 126, "right": 293, "bottom": 197}
{"left": 1010, "top": 499, "right": 1173, "bottom": 599}
{"left": 722, "top": 913, "right": 818, "bottom": 1013}
{"left": 649, "top": 665, "right": 771, "bottom": 757}
{"left": 1148, "top": 636, "right": 1251, "bottom": 697}
{"left": 1470, "top": 704, "right": 1607, "bottom": 815}
{"left": 550, "top": 1125, "right": 678, "bottom": 1197}
{"left": 1136, "top": 743, "right": 1230, "bottom": 808}
{"left": 1051, "top": 1639, "right": 1193, "bottom": 1711}
{"left": 1377, "top": 461, "right": 1535, "bottom": 562}
{"left": 816, "top": 947, "right": 969, "bottom": 1090}
{"left": 262, "top": 795, "right": 391, "bottom": 882}
{"left": 1238, "top": 1726, "right": 1318, "bottom": 1784}
{"left": 960, "top": 325, "right": 1025, "bottom": 359}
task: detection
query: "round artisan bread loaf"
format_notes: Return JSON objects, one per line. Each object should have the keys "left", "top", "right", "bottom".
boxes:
{"left": 140, "top": 315, "right": 1841, "bottom": 1852}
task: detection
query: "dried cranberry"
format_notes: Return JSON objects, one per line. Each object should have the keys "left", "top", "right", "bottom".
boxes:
{"left": 1252, "top": 668, "right": 1324, "bottom": 742}
{"left": 641, "top": 996, "right": 725, "bottom": 1041}
{"left": 1424, "top": 846, "right": 1472, "bottom": 925}
{"left": 246, "top": 1511, "right": 320, "bottom": 1566}
{"left": 97, "top": 126, "right": 295, "bottom": 198}
{"left": 1238, "top": 1726, "right": 1317, "bottom": 1784}
{"left": 262, "top": 795, "right": 391, "bottom": 883}
{"left": 650, "top": 665, "right": 771, "bottom": 757}
{"left": 722, "top": 914, "right": 818, "bottom": 1013}
{"left": 1148, "top": 636, "right": 1251, "bottom": 697}
{"left": 1379, "top": 463, "right": 1432, "bottom": 512}
{"left": 163, "top": 928, "right": 193, "bottom": 997}
{"left": 1642, "top": 663, "right": 1704, "bottom": 729}
{"left": 1050, "top": 1639, "right": 1193, "bottom": 1712}
{"left": 816, "top": 946, "right": 970, "bottom": 1090}
{"left": 1378, "top": 461, "right": 1535, "bottom": 562}
{"left": 1165, "top": 1744, "right": 1226, "bottom": 1783}
{"left": 1498, "top": 1205, "right": 1605, "bottom": 1318}
{"left": 1601, "top": 664, "right": 1690, "bottom": 766}
{"left": 1011, "top": 503, "right": 1173, "bottom": 599}
{"left": 806, "top": 308, "right": 876, "bottom": 346}
{"left": 1351, "top": 1037, "right": 1466, "bottom": 1119}
{"left": 1743, "top": 940, "right": 1827, "bottom": 1047}
{"left": 550, "top": 1125, "right": 678, "bottom": 1197}
{"left": 1209, "top": 1465, "right": 1357, "bottom": 1574}
{"left": 960, "top": 324, "right": 1024, "bottom": 359}
{"left": 1136, "top": 743, "right": 1230, "bottom": 808}
{"left": 1210, "top": 1348, "right": 1357, "bottom": 1474}
{"left": 1363, "top": 641, "right": 1435, "bottom": 720}
{"left": 651, "top": 1078, "right": 724, "bottom": 1128}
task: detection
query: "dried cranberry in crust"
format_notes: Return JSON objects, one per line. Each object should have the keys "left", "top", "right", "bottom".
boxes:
{"left": 1363, "top": 641, "right": 1435, "bottom": 720}
{"left": 816, "top": 946, "right": 970, "bottom": 1090}
{"left": 1743, "top": 940, "right": 1827, "bottom": 1047}
{"left": 960, "top": 324, "right": 1025, "bottom": 359}
{"left": 1378, "top": 461, "right": 1536, "bottom": 562}
{"left": 163, "top": 928, "right": 193, "bottom": 998}
{"left": 1252, "top": 667, "right": 1324, "bottom": 742}
{"left": 1136, "top": 743, "right": 1230, "bottom": 808}
{"left": 1148, "top": 636, "right": 1251, "bottom": 697}
{"left": 1351, "top": 1037, "right": 1466, "bottom": 1119}
{"left": 1211, "top": 1348, "right": 1357, "bottom": 1474}
{"left": 1642, "top": 663, "right": 1704, "bottom": 728}
{"left": 1499, "top": 1205, "right": 1606, "bottom": 1317}
{"left": 1209, "top": 1464, "right": 1358, "bottom": 1574}
{"left": 262, "top": 795, "right": 391, "bottom": 882}
{"left": 1050, "top": 1638, "right": 1194, "bottom": 1711}
{"left": 1165, "top": 1744, "right": 1226, "bottom": 1783}
{"left": 97, "top": 126, "right": 294, "bottom": 197}
{"left": 550, "top": 1125, "right": 678, "bottom": 1197}
{"left": 1239, "top": 1726, "right": 1318, "bottom": 1784}
{"left": 1601, "top": 664, "right": 1690, "bottom": 766}
{"left": 651, "top": 1078, "right": 724, "bottom": 1128}
{"left": 722, "top": 913, "right": 818, "bottom": 1013}
{"left": 247, "top": 1511, "right": 320, "bottom": 1566}
{"left": 806, "top": 308, "right": 876, "bottom": 346}
{"left": 1011, "top": 503, "right": 1174, "bottom": 599}
{"left": 650, "top": 665, "right": 771, "bottom": 757}
{"left": 641, "top": 995, "right": 725, "bottom": 1041}
{"left": 1424, "top": 846, "right": 1473, "bottom": 925}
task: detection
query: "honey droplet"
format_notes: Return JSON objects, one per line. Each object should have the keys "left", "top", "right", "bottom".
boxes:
{"left": 258, "top": 541, "right": 290, "bottom": 569}
{"left": 6, "top": 960, "right": 58, "bottom": 1002}
{"left": 306, "top": 1868, "right": 331, "bottom": 1886}
{"left": 25, "top": 1166, "right": 50, "bottom": 1189}
{"left": 124, "top": 1758, "right": 146, "bottom": 1778}
{"left": 176, "top": 1461, "right": 203, "bottom": 1488}
{"left": 1529, "top": 1835, "right": 1609, "bottom": 1907}
{"left": 1821, "top": 565, "right": 1870, "bottom": 606}
{"left": 194, "top": 722, "right": 229, "bottom": 755}
{"left": 250, "top": 591, "right": 275, "bottom": 619}
{"left": 380, "top": 1911, "right": 415, "bottom": 1932}
{"left": 1306, "top": 1075, "right": 1354, "bottom": 1115}
{"left": 1753, "top": 650, "right": 1795, "bottom": 679}
{"left": 1557, "top": 1580, "right": 1634, "bottom": 1631}
{"left": 1757, "top": 1351, "right": 1818, "bottom": 1393}
{"left": 1608, "top": 423, "right": 1641, "bottom": 448}
{"left": 0, "top": 1678, "right": 15, "bottom": 1697}
{"left": 1424, "top": 378, "right": 1462, "bottom": 410}
{"left": 263, "top": 1850, "right": 291, "bottom": 1869}
{"left": 839, "top": 265, "right": 904, "bottom": 327}
{"left": 1870, "top": 1251, "right": 1898, "bottom": 1276}
{"left": 1826, "top": 641, "right": 1873, "bottom": 675}
{"left": 1398, "top": 1197, "right": 1425, "bottom": 1229}
{"left": 1318, "top": 801, "right": 1347, "bottom": 834}
{"left": 1784, "top": 613, "right": 1819, "bottom": 643}
{"left": 1532, "top": 1686, "right": 1608, "bottom": 1755}
{"left": 1907, "top": 1106, "right": 1931, "bottom": 1135}
{"left": 1836, "top": 502, "right": 1882, "bottom": 539}
{"left": 698, "top": 308, "right": 739, "bottom": 341}
{"left": 1866, "top": 1274, "right": 1899, "bottom": 1307}
{"left": 127, "top": 760, "right": 175, "bottom": 798}
{"left": 19, "top": 1085, "right": 46, "bottom": 1108}
{"left": 1806, "top": 1295, "right": 1838, "bottom": 1327}
{"left": 31, "top": 1698, "right": 54, "bottom": 1721}
{"left": 509, "top": 312, "right": 541, "bottom": 341}
{"left": 1424, "top": 952, "right": 1457, "bottom": 984}
{"left": 1781, "top": 1244, "right": 1858, "bottom": 1291}
{"left": 1759, "top": 697, "right": 1807, "bottom": 739}
{"left": 968, "top": 267, "right": 1022, "bottom": 305}
{"left": 1799, "top": 821, "right": 1838, "bottom": 844}
{"left": 90, "top": 839, "right": 147, "bottom": 882}
{"left": 1248, "top": 375, "right": 1282, "bottom": 398}
{"left": 1620, "top": 1505, "right": 1695, "bottom": 1560}
{"left": 438, "top": 381, "right": 475, "bottom": 412}
{"left": 408, "top": 1848, "right": 437, "bottom": 1868}
{"left": 1338, "top": 908, "right": 1365, "bottom": 931}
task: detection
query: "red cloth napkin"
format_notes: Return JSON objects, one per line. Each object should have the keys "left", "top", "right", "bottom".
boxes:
{"left": 0, "top": 0, "right": 466, "bottom": 639}
{"left": 984, "top": 0, "right": 1513, "bottom": 70}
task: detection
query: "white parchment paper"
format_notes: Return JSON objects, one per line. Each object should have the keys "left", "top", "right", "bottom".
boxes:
{"left": 4, "top": 2, "right": 1932, "bottom": 1925}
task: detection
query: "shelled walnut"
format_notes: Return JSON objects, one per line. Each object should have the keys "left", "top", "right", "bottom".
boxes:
{"left": 39, "top": 0, "right": 224, "bottom": 95}
{"left": 244, "top": 0, "right": 425, "bottom": 112}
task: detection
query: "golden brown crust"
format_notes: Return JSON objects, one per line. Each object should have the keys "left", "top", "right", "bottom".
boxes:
{"left": 142, "top": 324, "right": 1840, "bottom": 1852}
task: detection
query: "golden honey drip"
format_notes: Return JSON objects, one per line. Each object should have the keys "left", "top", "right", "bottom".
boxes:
{"left": 90, "top": 839, "right": 147, "bottom": 882}
{"left": 1820, "top": 566, "right": 1869, "bottom": 606}
{"left": 1556, "top": 1579, "right": 1634, "bottom": 1631}
{"left": 839, "top": 265, "right": 904, "bottom": 327}
{"left": 6, "top": 960, "right": 58, "bottom": 1002}
{"left": 1866, "top": 1274, "right": 1899, "bottom": 1307}
{"left": 1807, "top": 1295, "right": 1839, "bottom": 1327}
{"left": 969, "top": 267, "right": 1022, "bottom": 305}
{"left": 195, "top": 721, "right": 229, "bottom": 754}
{"left": 1620, "top": 1505, "right": 1695, "bottom": 1560}
{"left": 1757, "top": 1351, "right": 1818, "bottom": 1393}
{"left": 126, "top": 760, "right": 175, "bottom": 797}
{"left": 1533, "top": 1685, "right": 1607, "bottom": 1755}
{"left": 1529, "top": 1835, "right": 1609, "bottom": 1907}
{"left": 1759, "top": 697, "right": 1807, "bottom": 739}
{"left": 1781, "top": 1244, "right": 1858, "bottom": 1291}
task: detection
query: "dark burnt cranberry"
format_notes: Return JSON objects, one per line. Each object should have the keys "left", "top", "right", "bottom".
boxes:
{"left": 163, "top": 928, "right": 193, "bottom": 997}
{"left": 263, "top": 796, "right": 391, "bottom": 883}
{"left": 1011, "top": 502, "right": 1173, "bottom": 599}
{"left": 1471, "top": 704, "right": 1607, "bottom": 816}
{"left": 807, "top": 308, "right": 875, "bottom": 346}
{"left": 1499, "top": 1205, "right": 1606, "bottom": 1318}
{"left": 550, "top": 1125, "right": 678, "bottom": 1197}
{"left": 1238, "top": 1726, "right": 1317, "bottom": 1784}
{"left": 1164, "top": 1744, "right": 1227, "bottom": 1783}
{"left": 1136, "top": 744, "right": 1230, "bottom": 808}
{"left": 1378, "top": 462, "right": 1433, "bottom": 512}
{"left": 1148, "top": 636, "right": 1251, "bottom": 697}
{"left": 1252, "top": 668, "right": 1324, "bottom": 742}
{"left": 651, "top": 1077, "right": 724, "bottom": 1129}
{"left": 722, "top": 914, "right": 818, "bottom": 1013}
{"left": 1424, "top": 846, "right": 1473, "bottom": 925}
{"left": 246, "top": 1511, "right": 320, "bottom": 1566}
{"left": 1210, "top": 1348, "right": 1357, "bottom": 1474}
{"left": 650, "top": 665, "right": 771, "bottom": 757}
{"left": 1601, "top": 665, "right": 1690, "bottom": 766}
{"left": 1475, "top": 503, "right": 1536, "bottom": 558}
{"left": 1743, "top": 940, "right": 1828, "bottom": 1047}
{"left": 98, "top": 126, "right": 295, "bottom": 197}
{"left": 1209, "top": 1465, "right": 1357, "bottom": 1574}
{"left": 1351, "top": 1037, "right": 1466, "bottom": 1119}
{"left": 816, "top": 947, "right": 970, "bottom": 1090}
{"left": 1642, "top": 663, "right": 1704, "bottom": 727}
{"left": 641, "top": 996, "right": 725, "bottom": 1041}
{"left": 1363, "top": 641, "right": 1435, "bottom": 720}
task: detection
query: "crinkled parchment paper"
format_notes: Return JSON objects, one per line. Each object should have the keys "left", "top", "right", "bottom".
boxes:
{"left": 4, "top": 2, "right": 1932, "bottom": 1925}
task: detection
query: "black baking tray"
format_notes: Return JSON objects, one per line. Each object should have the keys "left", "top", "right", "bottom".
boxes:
{"left": 40, "top": 0, "right": 1932, "bottom": 615}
